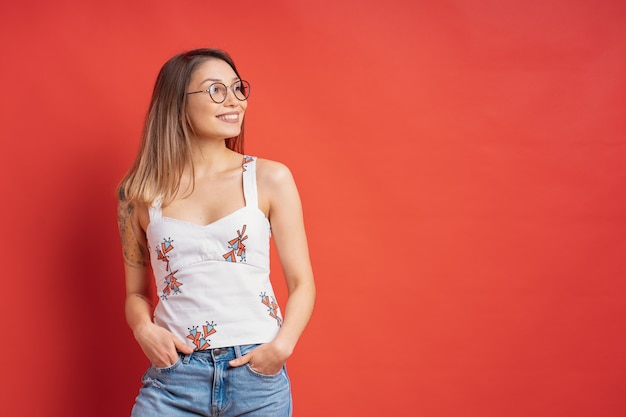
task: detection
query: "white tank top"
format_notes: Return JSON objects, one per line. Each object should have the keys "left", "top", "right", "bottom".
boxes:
{"left": 146, "top": 156, "right": 282, "bottom": 350}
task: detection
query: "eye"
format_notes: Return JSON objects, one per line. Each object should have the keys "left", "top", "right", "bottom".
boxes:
{"left": 234, "top": 81, "right": 249, "bottom": 98}
{"left": 208, "top": 83, "right": 227, "bottom": 101}
{"left": 208, "top": 85, "right": 222, "bottom": 95}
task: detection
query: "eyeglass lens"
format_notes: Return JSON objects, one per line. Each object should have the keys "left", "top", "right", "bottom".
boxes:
{"left": 209, "top": 80, "right": 250, "bottom": 103}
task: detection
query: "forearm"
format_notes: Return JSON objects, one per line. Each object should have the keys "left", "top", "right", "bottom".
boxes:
{"left": 125, "top": 291, "right": 154, "bottom": 335}
{"left": 272, "top": 278, "right": 316, "bottom": 355}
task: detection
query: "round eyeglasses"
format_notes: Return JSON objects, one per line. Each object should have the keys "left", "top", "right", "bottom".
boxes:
{"left": 186, "top": 80, "right": 251, "bottom": 103}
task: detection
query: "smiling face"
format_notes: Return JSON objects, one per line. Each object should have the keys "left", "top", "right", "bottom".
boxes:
{"left": 185, "top": 58, "right": 248, "bottom": 141}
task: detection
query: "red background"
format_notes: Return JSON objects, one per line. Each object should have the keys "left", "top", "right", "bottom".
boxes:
{"left": 1, "top": 1, "right": 625, "bottom": 416}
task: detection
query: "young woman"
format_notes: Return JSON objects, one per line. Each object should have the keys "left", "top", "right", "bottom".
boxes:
{"left": 117, "top": 48, "right": 315, "bottom": 417}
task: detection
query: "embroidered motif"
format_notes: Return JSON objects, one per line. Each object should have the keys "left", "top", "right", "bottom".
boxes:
{"left": 260, "top": 292, "right": 283, "bottom": 327}
{"left": 155, "top": 238, "right": 182, "bottom": 299}
{"left": 156, "top": 237, "right": 174, "bottom": 271}
{"left": 161, "top": 271, "right": 182, "bottom": 299}
{"left": 223, "top": 225, "right": 248, "bottom": 262}
{"left": 187, "top": 321, "right": 217, "bottom": 351}
{"left": 242, "top": 155, "right": 254, "bottom": 172}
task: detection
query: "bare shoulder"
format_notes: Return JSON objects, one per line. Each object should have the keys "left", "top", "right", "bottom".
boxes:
{"left": 255, "top": 158, "right": 295, "bottom": 187}
{"left": 255, "top": 158, "right": 300, "bottom": 217}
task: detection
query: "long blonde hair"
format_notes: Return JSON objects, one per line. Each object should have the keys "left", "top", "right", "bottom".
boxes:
{"left": 118, "top": 48, "right": 245, "bottom": 206}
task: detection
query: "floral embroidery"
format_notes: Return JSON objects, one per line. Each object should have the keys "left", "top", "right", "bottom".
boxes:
{"left": 260, "top": 292, "right": 283, "bottom": 327}
{"left": 187, "top": 321, "right": 217, "bottom": 350}
{"left": 223, "top": 225, "right": 248, "bottom": 263}
{"left": 155, "top": 238, "right": 182, "bottom": 299}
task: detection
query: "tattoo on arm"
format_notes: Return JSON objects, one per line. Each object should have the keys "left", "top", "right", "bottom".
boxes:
{"left": 118, "top": 190, "right": 148, "bottom": 268}
{"left": 132, "top": 293, "right": 153, "bottom": 307}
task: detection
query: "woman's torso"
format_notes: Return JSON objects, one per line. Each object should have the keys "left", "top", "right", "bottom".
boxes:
{"left": 145, "top": 156, "right": 283, "bottom": 350}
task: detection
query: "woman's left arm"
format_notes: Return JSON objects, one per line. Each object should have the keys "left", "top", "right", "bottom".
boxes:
{"left": 230, "top": 160, "right": 316, "bottom": 374}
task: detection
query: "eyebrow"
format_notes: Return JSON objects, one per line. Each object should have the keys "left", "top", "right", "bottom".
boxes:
{"left": 200, "top": 77, "right": 241, "bottom": 85}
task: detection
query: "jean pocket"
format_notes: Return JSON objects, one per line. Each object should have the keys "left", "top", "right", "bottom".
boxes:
{"left": 152, "top": 355, "right": 183, "bottom": 373}
{"left": 245, "top": 363, "right": 283, "bottom": 378}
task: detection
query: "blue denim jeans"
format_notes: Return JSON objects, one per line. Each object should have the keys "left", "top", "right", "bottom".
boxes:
{"left": 130, "top": 344, "right": 292, "bottom": 417}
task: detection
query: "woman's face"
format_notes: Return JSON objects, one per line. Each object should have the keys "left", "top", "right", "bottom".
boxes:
{"left": 185, "top": 58, "right": 248, "bottom": 141}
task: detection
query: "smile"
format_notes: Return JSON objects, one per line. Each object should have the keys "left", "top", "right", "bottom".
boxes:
{"left": 217, "top": 113, "right": 239, "bottom": 122}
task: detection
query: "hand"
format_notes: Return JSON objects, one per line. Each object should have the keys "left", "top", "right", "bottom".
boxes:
{"left": 134, "top": 322, "right": 194, "bottom": 368}
{"left": 228, "top": 341, "right": 292, "bottom": 375}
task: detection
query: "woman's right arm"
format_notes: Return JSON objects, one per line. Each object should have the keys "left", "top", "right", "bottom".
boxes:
{"left": 117, "top": 192, "right": 193, "bottom": 367}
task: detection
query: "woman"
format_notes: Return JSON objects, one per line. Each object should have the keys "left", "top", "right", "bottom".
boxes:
{"left": 117, "top": 48, "right": 315, "bottom": 417}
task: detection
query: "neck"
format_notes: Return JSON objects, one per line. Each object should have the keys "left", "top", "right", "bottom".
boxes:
{"left": 188, "top": 138, "right": 240, "bottom": 177}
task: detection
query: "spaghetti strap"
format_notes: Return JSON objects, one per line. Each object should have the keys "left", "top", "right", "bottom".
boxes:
{"left": 148, "top": 196, "right": 163, "bottom": 222}
{"left": 242, "top": 155, "right": 259, "bottom": 209}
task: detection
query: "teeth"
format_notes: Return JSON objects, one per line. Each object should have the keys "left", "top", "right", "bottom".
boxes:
{"left": 218, "top": 114, "right": 238, "bottom": 121}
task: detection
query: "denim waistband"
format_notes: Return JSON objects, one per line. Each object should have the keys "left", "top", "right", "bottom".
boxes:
{"left": 181, "top": 344, "right": 258, "bottom": 364}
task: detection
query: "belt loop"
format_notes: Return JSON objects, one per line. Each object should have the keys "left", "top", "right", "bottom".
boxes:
{"left": 234, "top": 345, "right": 242, "bottom": 358}
{"left": 182, "top": 353, "right": 192, "bottom": 364}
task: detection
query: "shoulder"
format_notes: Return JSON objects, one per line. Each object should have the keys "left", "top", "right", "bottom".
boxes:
{"left": 255, "top": 158, "right": 295, "bottom": 187}
{"left": 254, "top": 158, "right": 300, "bottom": 215}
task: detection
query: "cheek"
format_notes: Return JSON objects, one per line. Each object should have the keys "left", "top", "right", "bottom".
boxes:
{"left": 187, "top": 103, "right": 217, "bottom": 125}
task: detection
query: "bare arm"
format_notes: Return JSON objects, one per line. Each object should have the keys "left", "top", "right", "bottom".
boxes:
{"left": 117, "top": 191, "right": 193, "bottom": 367}
{"left": 230, "top": 161, "right": 316, "bottom": 374}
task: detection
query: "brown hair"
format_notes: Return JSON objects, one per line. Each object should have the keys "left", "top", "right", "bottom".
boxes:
{"left": 118, "top": 48, "right": 245, "bottom": 206}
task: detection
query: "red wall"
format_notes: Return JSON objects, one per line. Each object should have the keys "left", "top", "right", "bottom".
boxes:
{"left": 1, "top": 1, "right": 625, "bottom": 416}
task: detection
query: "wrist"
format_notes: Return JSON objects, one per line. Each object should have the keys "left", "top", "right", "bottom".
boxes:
{"left": 132, "top": 321, "right": 154, "bottom": 339}
{"left": 270, "top": 337, "right": 295, "bottom": 360}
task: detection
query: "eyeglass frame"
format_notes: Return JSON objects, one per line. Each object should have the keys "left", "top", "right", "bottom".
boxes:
{"left": 186, "top": 80, "right": 251, "bottom": 104}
